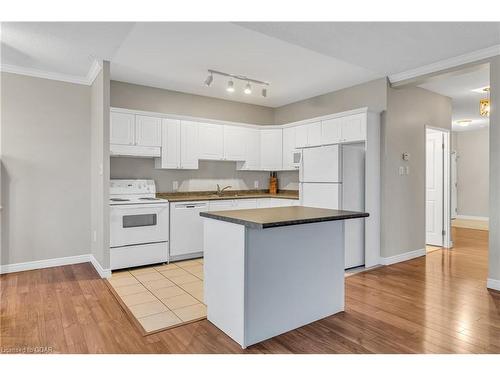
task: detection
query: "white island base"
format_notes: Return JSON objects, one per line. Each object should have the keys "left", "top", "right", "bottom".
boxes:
{"left": 203, "top": 218, "right": 345, "bottom": 349}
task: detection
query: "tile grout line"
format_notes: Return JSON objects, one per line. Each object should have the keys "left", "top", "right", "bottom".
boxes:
{"left": 133, "top": 266, "right": 203, "bottom": 323}
{"left": 109, "top": 261, "right": 206, "bottom": 331}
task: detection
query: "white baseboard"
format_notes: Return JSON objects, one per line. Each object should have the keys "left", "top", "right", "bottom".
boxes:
{"left": 456, "top": 215, "right": 489, "bottom": 221}
{"left": 379, "top": 248, "right": 426, "bottom": 266}
{"left": 90, "top": 254, "right": 111, "bottom": 278}
{"left": 0, "top": 253, "right": 111, "bottom": 278}
{"left": 0, "top": 254, "right": 90, "bottom": 275}
{"left": 487, "top": 278, "right": 500, "bottom": 291}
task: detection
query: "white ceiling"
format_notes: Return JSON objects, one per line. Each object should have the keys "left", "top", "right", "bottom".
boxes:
{"left": 1, "top": 22, "right": 499, "bottom": 108}
{"left": 419, "top": 66, "right": 490, "bottom": 132}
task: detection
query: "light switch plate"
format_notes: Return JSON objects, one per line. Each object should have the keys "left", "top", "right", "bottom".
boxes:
{"left": 254, "top": 181, "right": 259, "bottom": 188}
{"left": 173, "top": 181, "right": 179, "bottom": 191}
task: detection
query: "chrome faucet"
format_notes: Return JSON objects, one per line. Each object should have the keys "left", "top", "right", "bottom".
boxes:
{"left": 216, "top": 184, "right": 232, "bottom": 196}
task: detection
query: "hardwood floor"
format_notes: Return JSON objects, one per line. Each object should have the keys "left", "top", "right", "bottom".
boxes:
{"left": 1, "top": 227, "right": 499, "bottom": 353}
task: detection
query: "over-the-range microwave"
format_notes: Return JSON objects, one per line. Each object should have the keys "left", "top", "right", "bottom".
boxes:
{"left": 292, "top": 150, "right": 302, "bottom": 169}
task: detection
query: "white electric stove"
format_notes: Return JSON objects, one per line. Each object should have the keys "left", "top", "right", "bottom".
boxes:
{"left": 109, "top": 179, "right": 169, "bottom": 270}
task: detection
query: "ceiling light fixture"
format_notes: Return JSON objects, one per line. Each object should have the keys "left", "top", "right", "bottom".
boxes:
{"left": 244, "top": 82, "right": 252, "bottom": 95}
{"left": 204, "top": 69, "right": 269, "bottom": 97}
{"left": 226, "top": 80, "right": 235, "bottom": 93}
{"left": 456, "top": 120, "right": 472, "bottom": 127}
{"left": 204, "top": 73, "right": 213, "bottom": 87}
{"left": 480, "top": 87, "right": 490, "bottom": 118}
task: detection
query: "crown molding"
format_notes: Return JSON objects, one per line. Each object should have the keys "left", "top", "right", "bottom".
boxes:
{"left": 389, "top": 44, "right": 500, "bottom": 85}
{"left": 0, "top": 59, "right": 103, "bottom": 86}
{"left": 86, "top": 59, "right": 103, "bottom": 85}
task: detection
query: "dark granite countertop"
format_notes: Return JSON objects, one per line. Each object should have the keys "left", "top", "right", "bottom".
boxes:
{"left": 200, "top": 206, "right": 369, "bottom": 229}
{"left": 157, "top": 190, "right": 299, "bottom": 202}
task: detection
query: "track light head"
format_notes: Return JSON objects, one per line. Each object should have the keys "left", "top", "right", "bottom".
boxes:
{"left": 244, "top": 82, "right": 252, "bottom": 95}
{"left": 204, "top": 74, "right": 213, "bottom": 87}
{"left": 261, "top": 88, "right": 267, "bottom": 98}
{"left": 226, "top": 80, "right": 235, "bottom": 93}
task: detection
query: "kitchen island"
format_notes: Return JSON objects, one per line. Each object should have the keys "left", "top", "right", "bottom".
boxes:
{"left": 200, "top": 206, "right": 368, "bottom": 348}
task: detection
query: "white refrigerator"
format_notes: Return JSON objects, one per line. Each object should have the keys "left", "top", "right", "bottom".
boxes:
{"left": 300, "top": 144, "right": 365, "bottom": 269}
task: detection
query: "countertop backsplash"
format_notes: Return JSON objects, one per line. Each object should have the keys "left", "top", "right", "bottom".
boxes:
{"left": 110, "top": 157, "right": 299, "bottom": 193}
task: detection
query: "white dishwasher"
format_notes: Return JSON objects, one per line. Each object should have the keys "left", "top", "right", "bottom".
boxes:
{"left": 170, "top": 201, "right": 208, "bottom": 260}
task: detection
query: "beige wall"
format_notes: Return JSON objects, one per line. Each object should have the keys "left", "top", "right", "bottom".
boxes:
{"left": 382, "top": 86, "right": 452, "bottom": 258}
{"left": 274, "top": 78, "right": 388, "bottom": 124}
{"left": 111, "top": 81, "right": 275, "bottom": 125}
{"left": 90, "top": 62, "right": 111, "bottom": 269}
{"left": 1, "top": 72, "right": 91, "bottom": 264}
{"left": 454, "top": 128, "right": 489, "bottom": 217}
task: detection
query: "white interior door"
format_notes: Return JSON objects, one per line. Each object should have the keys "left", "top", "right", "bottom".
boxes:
{"left": 426, "top": 130, "right": 444, "bottom": 246}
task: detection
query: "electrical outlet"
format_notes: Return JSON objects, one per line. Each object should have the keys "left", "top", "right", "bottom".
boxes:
{"left": 399, "top": 166, "right": 404, "bottom": 176}
{"left": 173, "top": 181, "right": 179, "bottom": 191}
{"left": 254, "top": 180, "right": 259, "bottom": 189}
{"left": 405, "top": 166, "right": 410, "bottom": 175}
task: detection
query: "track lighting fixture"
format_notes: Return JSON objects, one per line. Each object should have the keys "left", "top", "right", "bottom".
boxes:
{"left": 244, "top": 82, "right": 252, "bottom": 95}
{"left": 204, "top": 69, "right": 269, "bottom": 97}
{"left": 204, "top": 73, "right": 213, "bottom": 87}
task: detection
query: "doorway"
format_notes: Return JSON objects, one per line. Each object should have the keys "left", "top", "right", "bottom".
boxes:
{"left": 425, "top": 127, "right": 451, "bottom": 248}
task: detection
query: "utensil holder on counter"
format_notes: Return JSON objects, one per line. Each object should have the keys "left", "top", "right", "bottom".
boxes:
{"left": 269, "top": 172, "right": 278, "bottom": 195}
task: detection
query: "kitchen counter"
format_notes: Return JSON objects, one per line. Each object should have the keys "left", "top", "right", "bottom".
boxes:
{"left": 202, "top": 205, "right": 369, "bottom": 348}
{"left": 156, "top": 190, "right": 299, "bottom": 202}
{"left": 200, "top": 206, "right": 368, "bottom": 229}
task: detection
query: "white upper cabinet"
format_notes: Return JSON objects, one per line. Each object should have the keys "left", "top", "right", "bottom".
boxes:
{"left": 321, "top": 118, "right": 342, "bottom": 145}
{"left": 156, "top": 118, "right": 181, "bottom": 169}
{"left": 180, "top": 121, "right": 199, "bottom": 169}
{"left": 223, "top": 126, "right": 246, "bottom": 161}
{"left": 282, "top": 127, "right": 296, "bottom": 170}
{"left": 294, "top": 122, "right": 322, "bottom": 148}
{"left": 322, "top": 113, "right": 367, "bottom": 145}
{"left": 237, "top": 128, "right": 260, "bottom": 170}
{"left": 135, "top": 115, "right": 162, "bottom": 147}
{"left": 294, "top": 124, "right": 308, "bottom": 148}
{"left": 260, "top": 129, "right": 283, "bottom": 171}
{"left": 308, "top": 122, "right": 322, "bottom": 146}
{"left": 342, "top": 113, "right": 367, "bottom": 143}
{"left": 110, "top": 112, "right": 135, "bottom": 145}
{"left": 198, "top": 123, "right": 224, "bottom": 160}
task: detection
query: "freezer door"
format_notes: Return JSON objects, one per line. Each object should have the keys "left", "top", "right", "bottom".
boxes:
{"left": 300, "top": 145, "right": 341, "bottom": 183}
{"left": 300, "top": 183, "right": 340, "bottom": 209}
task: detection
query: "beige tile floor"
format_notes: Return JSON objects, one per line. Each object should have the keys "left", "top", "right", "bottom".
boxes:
{"left": 108, "top": 258, "right": 206, "bottom": 334}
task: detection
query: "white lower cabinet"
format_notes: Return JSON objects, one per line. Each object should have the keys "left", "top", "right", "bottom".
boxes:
{"left": 209, "top": 200, "right": 236, "bottom": 211}
{"left": 234, "top": 199, "right": 257, "bottom": 209}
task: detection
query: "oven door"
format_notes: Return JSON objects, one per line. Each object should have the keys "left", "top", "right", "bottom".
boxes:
{"left": 110, "top": 203, "right": 169, "bottom": 248}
